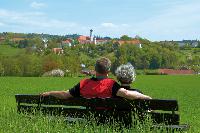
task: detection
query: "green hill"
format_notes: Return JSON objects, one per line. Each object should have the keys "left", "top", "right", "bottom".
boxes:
{"left": 0, "top": 44, "right": 25, "bottom": 56}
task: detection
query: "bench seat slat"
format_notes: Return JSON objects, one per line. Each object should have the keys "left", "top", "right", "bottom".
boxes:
{"left": 149, "top": 112, "right": 179, "bottom": 125}
{"left": 91, "top": 99, "right": 178, "bottom": 111}
{"left": 15, "top": 94, "right": 178, "bottom": 111}
{"left": 152, "top": 124, "right": 190, "bottom": 131}
{"left": 15, "top": 94, "right": 89, "bottom": 106}
{"left": 142, "top": 99, "right": 178, "bottom": 111}
{"left": 15, "top": 94, "right": 40, "bottom": 104}
{"left": 18, "top": 105, "right": 89, "bottom": 117}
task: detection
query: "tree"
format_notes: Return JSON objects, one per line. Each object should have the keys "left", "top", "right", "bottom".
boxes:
{"left": 2, "top": 57, "right": 21, "bottom": 76}
{"left": 120, "top": 35, "right": 132, "bottom": 41}
{"left": 180, "top": 43, "right": 192, "bottom": 50}
{"left": 31, "top": 37, "right": 43, "bottom": 49}
{"left": 47, "top": 39, "right": 60, "bottom": 49}
{"left": 197, "top": 41, "right": 200, "bottom": 48}
{"left": 0, "top": 63, "right": 4, "bottom": 76}
{"left": 42, "top": 55, "right": 63, "bottom": 73}
{"left": 18, "top": 39, "right": 29, "bottom": 48}
{"left": 191, "top": 65, "right": 200, "bottom": 74}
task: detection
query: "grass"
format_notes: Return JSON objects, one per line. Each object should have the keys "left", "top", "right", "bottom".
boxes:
{"left": 0, "top": 44, "right": 25, "bottom": 56}
{"left": 0, "top": 75, "right": 199, "bottom": 132}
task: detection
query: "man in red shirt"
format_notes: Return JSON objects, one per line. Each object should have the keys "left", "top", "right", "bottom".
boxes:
{"left": 42, "top": 57, "right": 151, "bottom": 100}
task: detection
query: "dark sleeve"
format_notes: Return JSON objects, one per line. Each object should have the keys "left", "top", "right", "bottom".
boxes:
{"left": 112, "top": 82, "right": 121, "bottom": 97}
{"left": 69, "top": 83, "right": 80, "bottom": 97}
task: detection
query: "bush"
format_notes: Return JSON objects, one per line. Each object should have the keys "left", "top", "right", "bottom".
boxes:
{"left": 136, "top": 69, "right": 160, "bottom": 75}
{"left": 42, "top": 69, "right": 65, "bottom": 77}
{"left": 135, "top": 70, "right": 145, "bottom": 75}
{"left": 145, "top": 69, "right": 160, "bottom": 75}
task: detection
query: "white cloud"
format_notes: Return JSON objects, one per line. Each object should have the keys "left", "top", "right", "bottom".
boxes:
{"left": 0, "top": 9, "right": 78, "bottom": 34}
{"left": 101, "top": 22, "right": 117, "bottom": 28}
{"left": 30, "top": 2, "right": 46, "bottom": 9}
{"left": 101, "top": 23, "right": 129, "bottom": 28}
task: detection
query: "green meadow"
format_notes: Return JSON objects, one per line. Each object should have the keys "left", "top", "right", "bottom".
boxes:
{"left": 0, "top": 45, "right": 25, "bottom": 56}
{"left": 0, "top": 75, "right": 199, "bottom": 132}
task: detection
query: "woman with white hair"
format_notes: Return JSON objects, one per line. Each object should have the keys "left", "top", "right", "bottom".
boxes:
{"left": 115, "top": 63, "right": 151, "bottom": 99}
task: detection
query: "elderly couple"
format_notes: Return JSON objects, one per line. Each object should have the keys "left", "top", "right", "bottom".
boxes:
{"left": 42, "top": 57, "right": 151, "bottom": 100}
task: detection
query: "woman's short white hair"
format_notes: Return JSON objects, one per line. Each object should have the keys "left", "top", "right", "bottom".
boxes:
{"left": 115, "top": 63, "right": 136, "bottom": 83}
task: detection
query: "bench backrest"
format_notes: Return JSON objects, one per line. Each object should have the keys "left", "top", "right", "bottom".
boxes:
{"left": 15, "top": 94, "right": 179, "bottom": 125}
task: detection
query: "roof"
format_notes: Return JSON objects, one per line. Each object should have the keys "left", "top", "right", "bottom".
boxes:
{"left": 78, "top": 40, "right": 92, "bottom": 44}
{"left": 11, "top": 37, "right": 26, "bottom": 41}
{"left": 116, "top": 39, "right": 141, "bottom": 45}
{"left": 78, "top": 36, "right": 90, "bottom": 41}
{"left": 96, "top": 39, "right": 108, "bottom": 42}
{"left": 62, "top": 40, "right": 71, "bottom": 44}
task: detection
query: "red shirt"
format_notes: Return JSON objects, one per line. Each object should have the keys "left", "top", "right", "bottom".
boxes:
{"left": 69, "top": 77, "right": 120, "bottom": 98}
{"left": 80, "top": 78, "right": 116, "bottom": 98}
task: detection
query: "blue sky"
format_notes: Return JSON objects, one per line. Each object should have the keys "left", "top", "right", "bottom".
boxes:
{"left": 0, "top": 0, "right": 200, "bottom": 41}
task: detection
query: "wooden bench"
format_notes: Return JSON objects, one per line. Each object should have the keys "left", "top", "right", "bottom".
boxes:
{"left": 15, "top": 94, "right": 189, "bottom": 131}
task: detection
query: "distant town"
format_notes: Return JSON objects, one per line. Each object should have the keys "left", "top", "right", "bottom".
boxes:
{"left": 0, "top": 30, "right": 199, "bottom": 54}
{"left": 0, "top": 30, "right": 199, "bottom": 76}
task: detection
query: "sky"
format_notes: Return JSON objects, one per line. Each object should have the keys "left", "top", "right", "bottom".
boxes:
{"left": 0, "top": 0, "right": 200, "bottom": 41}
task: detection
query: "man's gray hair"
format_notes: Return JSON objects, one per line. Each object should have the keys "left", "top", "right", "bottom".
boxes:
{"left": 115, "top": 63, "right": 136, "bottom": 83}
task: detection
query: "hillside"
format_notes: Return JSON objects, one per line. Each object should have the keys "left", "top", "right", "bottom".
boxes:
{"left": 0, "top": 44, "right": 25, "bottom": 56}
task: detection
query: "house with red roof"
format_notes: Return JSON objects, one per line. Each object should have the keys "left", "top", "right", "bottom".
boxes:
{"left": 77, "top": 35, "right": 110, "bottom": 45}
{"left": 62, "top": 39, "right": 72, "bottom": 47}
{"left": 77, "top": 35, "right": 92, "bottom": 44}
{"left": 94, "top": 38, "right": 109, "bottom": 45}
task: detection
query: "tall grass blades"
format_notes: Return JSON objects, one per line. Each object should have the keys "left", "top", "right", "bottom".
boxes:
{"left": 0, "top": 76, "right": 199, "bottom": 132}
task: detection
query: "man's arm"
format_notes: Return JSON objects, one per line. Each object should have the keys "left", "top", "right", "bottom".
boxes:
{"left": 41, "top": 90, "right": 73, "bottom": 99}
{"left": 41, "top": 83, "right": 80, "bottom": 99}
{"left": 116, "top": 88, "right": 152, "bottom": 100}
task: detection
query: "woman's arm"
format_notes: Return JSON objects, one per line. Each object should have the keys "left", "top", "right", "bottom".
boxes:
{"left": 116, "top": 88, "right": 152, "bottom": 100}
{"left": 41, "top": 90, "right": 73, "bottom": 99}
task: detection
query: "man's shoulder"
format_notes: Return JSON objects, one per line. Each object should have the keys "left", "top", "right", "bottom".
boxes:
{"left": 80, "top": 77, "right": 99, "bottom": 84}
{"left": 81, "top": 77, "right": 118, "bottom": 84}
{"left": 102, "top": 78, "right": 118, "bottom": 84}
{"left": 80, "top": 78, "right": 93, "bottom": 84}
{"left": 88, "top": 77, "right": 116, "bottom": 81}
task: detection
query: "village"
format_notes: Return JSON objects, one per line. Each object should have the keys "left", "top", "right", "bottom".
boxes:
{"left": 0, "top": 30, "right": 199, "bottom": 76}
{"left": 0, "top": 30, "right": 199, "bottom": 54}
{"left": 0, "top": 29, "right": 143, "bottom": 54}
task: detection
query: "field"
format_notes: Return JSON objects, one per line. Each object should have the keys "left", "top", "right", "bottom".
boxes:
{"left": 0, "top": 44, "right": 25, "bottom": 56}
{"left": 0, "top": 75, "right": 199, "bottom": 132}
